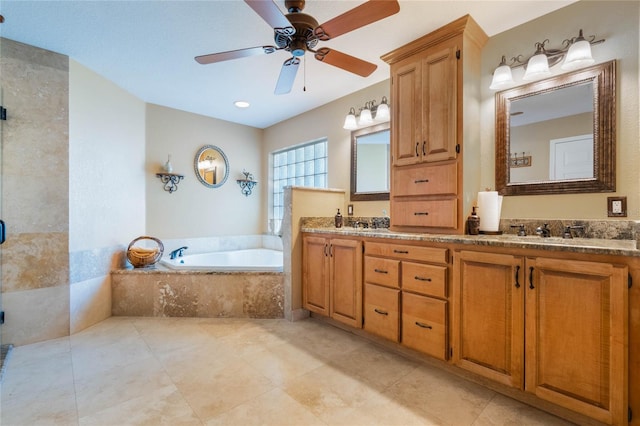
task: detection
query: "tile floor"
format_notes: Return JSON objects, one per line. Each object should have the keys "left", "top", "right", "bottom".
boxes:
{"left": 0, "top": 316, "right": 574, "bottom": 425}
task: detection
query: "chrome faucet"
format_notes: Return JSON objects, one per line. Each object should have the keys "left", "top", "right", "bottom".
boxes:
{"left": 510, "top": 224, "right": 527, "bottom": 236}
{"left": 563, "top": 225, "right": 585, "bottom": 239}
{"left": 535, "top": 223, "right": 551, "bottom": 238}
{"left": 169, "top": 246, "right": 188, "bottom": 259}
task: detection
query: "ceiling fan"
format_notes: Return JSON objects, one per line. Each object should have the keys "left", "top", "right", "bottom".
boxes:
{"left": 195, "top": 0, "right": 400, "bottom": 94}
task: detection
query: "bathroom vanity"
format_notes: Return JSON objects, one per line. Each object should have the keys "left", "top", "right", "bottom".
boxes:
{"left": 301, "top": 226, "right": 636, "bottom": 425}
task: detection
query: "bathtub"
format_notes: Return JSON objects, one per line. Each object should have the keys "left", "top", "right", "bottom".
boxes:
{"left": 160, "top": 248, "right": 283, "bottom": 272}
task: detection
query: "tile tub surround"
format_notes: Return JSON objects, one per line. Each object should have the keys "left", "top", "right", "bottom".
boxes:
{"left": 112, "top": 268, "right": 284, "bottom": 319}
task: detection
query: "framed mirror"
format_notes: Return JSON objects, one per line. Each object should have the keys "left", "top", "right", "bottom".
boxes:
{"left": 351, "top": 122, "right": 390, "bottom": 201}
{"left": 495, "top": 60, "right": 615, "bottom": 195}
{"left": 194, "top": 145, "right": 229, "bottom": 188}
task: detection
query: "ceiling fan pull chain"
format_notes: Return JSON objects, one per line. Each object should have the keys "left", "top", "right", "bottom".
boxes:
{"left": 303, "top": 54, "right": 307, "bottom": 92}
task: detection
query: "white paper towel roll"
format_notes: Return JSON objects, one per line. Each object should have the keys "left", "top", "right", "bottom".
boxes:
{"left": 477, "top": 191, "right": 503, "bottom": 232}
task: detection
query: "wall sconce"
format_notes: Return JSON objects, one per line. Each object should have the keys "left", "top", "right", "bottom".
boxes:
{"left": 343, "top": 96, "right": 390, "bottom": 130}
{"left": 509, "top": 152, "right": 532, "bottom": 168}
{"left": 236, "top": 170, "right": 257, "bottom": 196}
{"left": 155, "top": 155, "right": 184, "bottom": 193}
{"left": 489, "top": 29, "right": 605, "bottom": 90}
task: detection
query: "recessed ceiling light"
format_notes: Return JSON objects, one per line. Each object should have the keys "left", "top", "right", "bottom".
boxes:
{"left": 234, "top": 101, "right": 250, "bottom": 108}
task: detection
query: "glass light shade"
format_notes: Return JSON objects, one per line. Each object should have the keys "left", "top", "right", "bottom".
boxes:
{"left": 375, "top": 102, "right": 390, "bottom": 121}
{"left": 489, "top": 64, "right": 514, "bottom": 90}
{"left": 343, "top": 113, "right": 357, "bottom": 130}
{"left": 358, "top": 108, "right": 373, "bottom": 125}
{"left": 523, "top": 53, "right": 551, "bottom": 81}
{"left": 561, "top": 39, "right": 594, "bottom": 70}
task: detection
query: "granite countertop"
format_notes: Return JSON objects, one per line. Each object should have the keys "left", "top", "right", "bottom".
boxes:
{"left": 301, "top": 226, "right": 639, "bottom": 257}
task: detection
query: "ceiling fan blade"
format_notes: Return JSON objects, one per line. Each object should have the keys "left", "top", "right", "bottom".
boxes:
{"left": 195, "top": 46, "right": 277, "bottom": 65}
{"left": 245, "top": 0, "right": 294, "bottom": 34}
{"left": 274, "top": 57, "right": 300, "bottom": 95}
{"left": 314, "top": 48, "right": 377, "bottom": 77}
{"left": 314, "top": 0, "right": 399, "bottom": 41}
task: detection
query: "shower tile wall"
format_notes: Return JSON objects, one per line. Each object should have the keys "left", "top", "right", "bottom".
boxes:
{"left": 0, "top": 38, "right": 70, "bottom": 346}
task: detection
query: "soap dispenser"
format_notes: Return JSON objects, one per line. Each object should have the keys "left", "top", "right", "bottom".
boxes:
{"left": 334, "top": 208, "right": 343, "bottom": 228}
{"left": 467, "top": 206, "right": 480, "bottom": 235}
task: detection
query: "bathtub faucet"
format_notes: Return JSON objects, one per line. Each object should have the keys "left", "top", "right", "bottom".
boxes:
{"left": 169, "top": 246, "right": 188, "bottom": 259}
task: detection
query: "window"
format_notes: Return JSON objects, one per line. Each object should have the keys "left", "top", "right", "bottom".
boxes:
{"left": 271, "top": 139, "right": 328, "bottom": 233}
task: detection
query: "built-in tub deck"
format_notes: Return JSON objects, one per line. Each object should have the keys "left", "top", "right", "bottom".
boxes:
{"left": 111, "top": 265, "right": 284, "bottom": 319}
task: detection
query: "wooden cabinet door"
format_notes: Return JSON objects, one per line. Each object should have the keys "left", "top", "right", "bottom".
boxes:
{"left": 330, "top": 238, "right": 363, "bottom": 328}
{"left": 525, "top": 257, "right": 628, "bottom": 425}
{"left": 422, "top": 40, "right": 458, "bottom": 163}
{"left": 452, "top": 250, "right": 525, "bottom": 388}
{"left": 391, "top": 59, "right": 422, "bottom": 167}
{"left": 302, "top": 235, "right": 329, "bottom": 316}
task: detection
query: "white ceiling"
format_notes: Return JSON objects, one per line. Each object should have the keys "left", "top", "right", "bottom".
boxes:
{"left": 0, "top": 0, "right": 576, "bottom": 129}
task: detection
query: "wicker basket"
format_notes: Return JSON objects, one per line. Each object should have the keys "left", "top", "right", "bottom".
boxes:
{"left": 126, "top": 236, "right": 164, "bottom": 268}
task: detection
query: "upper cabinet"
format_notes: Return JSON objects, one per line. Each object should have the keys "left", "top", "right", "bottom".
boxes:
{"left": 390, "top": 39, "right": 458, "bottom": 166}
{"left": 382, "top": 15, "right": 488, "bottom": 233}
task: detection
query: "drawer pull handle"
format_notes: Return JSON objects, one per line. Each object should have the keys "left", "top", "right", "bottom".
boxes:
{"left": 529, "top": 266, "right": 535, "bottom": 290}
{"left": 422, "top": 141, "right": 426, "bottom": 156}
{"left": 415, "top": 142, "right": 420, "bottom": 157}
{"left": 414, "top": 179, "right": 429, "bottom": 184}
{"left": 514, "top": 265, "right": 521, "bottom": 289}
{"left": 374, "top": 268, "right": 388, "bottom": 274}
{"left": 414, "top": 276, "right": 431, "bottom": 282}
{"left": 374, "top": 308, "right": 389, "bottom": 316}
{"left": 415, "top": 321, "right": 432, "bottom": 329}
{"left": 393, "top": 249, "right": 409, "bottom": 254}
{"left": 414, "top": 212, "right": 429, "bottom": 216}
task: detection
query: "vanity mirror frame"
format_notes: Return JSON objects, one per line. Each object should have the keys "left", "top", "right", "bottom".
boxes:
{"left": 350, "top": 122, "right": 390, "bottom": 201}
{"left": 194, "top": 145, "right": 229, "bottom": 188}
{"left": 495, "top": 60, "right": 616, "bottom": 196}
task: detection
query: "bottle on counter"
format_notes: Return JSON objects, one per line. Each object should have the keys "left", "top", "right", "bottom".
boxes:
{"left": 467, "top": 206, "right": 480, "bottom": 235}
{"left": 335, "top": 208, "right": 343, "bottom": 228}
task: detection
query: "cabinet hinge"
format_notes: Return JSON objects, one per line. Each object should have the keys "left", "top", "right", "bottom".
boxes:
{"left": 456, "top": 49, "right": 460, "bottom": 60}
{"left": 449, "top": 347, "right": 453, "bottom": 358}
{"left": 455, "top": 144, "right": 460, "bottom": 154}
{"left": 0, "top": 106, "right": 6, "bottom": 121}
{"left": 0, "top": 311, "right": 4, "bottom": 325}
{"left": 629, "top": 406, "right": 632, "bottom": 422}
{"left": 629, "top": 274, "right": 633, "bottom": 289}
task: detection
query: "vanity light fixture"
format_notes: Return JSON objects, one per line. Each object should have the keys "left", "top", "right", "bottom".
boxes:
{"left": 343, "top": 96, "right": 390, "bottom": 130}
{"left": 509, "top": 152, "right": 532, "bottom": 168}
{"left": 489, "top": 29, "right": 604, "bottom": 90}
{"left": 236, "top": 170, "right": 258, "bottom": 196}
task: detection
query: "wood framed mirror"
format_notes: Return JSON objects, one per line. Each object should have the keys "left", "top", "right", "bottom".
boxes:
{"left": 495, "top": 60, "right": 616, "bottom": 195}
{"left": 350, "top": 122, "right": 390, "bottom": 201}
{"left": 194, "top": 145, "right": 229, "bottom": 188}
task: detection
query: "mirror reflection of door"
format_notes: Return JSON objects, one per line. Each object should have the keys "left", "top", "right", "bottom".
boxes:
{"left": 194, "top": 145, "right": 229, "bottom": 188}
{"left": 549, "top": 134, "right": 594, "bottom": 180}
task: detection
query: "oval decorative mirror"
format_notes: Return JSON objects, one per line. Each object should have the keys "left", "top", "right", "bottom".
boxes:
{"left": 194, "top": 145, "right": 229, "bottom": 188}
{"left": 351, "top": 122, "right": 390, "bottom": 201}
{"left": 495, "top": 60, "right": 615, "bottom": 195}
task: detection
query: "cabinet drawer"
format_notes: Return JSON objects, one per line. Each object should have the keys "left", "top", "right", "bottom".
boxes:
{"left": 365, "top": 241, "right": 448, "bottom": 264}
{"left": 364, "top": 284, "right": 400, "bottom": 342}
{"left": 402, "top": 293, "right": 447, "bottom": 360}
{"left": 402, "top": 262, "right": 447, "bottom": 298}
{"left": 391, "top": 199, "right": 457, "bottom": 229}
{"left": 364, "top": 257, "right": 400, "bottom": 288}
{"left": 393, "top": 163, "right": 457, "bottom": 196}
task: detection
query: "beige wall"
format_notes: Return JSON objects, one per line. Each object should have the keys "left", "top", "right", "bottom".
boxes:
{"left": 480, "top": 0, "right": 640, "bottom": 219}
{"left": 145, "top": 104, "right": 263, "bottom": 239}
{"left": 68, "top": 60, "right": 146, "bottom": 333}
{"left": 263, "top": 80, "right": 391, "bottom": 220}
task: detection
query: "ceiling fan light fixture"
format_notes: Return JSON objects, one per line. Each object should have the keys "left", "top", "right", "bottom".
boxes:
{"left": 234, "top": 100, "right": 250, "bottom": 108}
